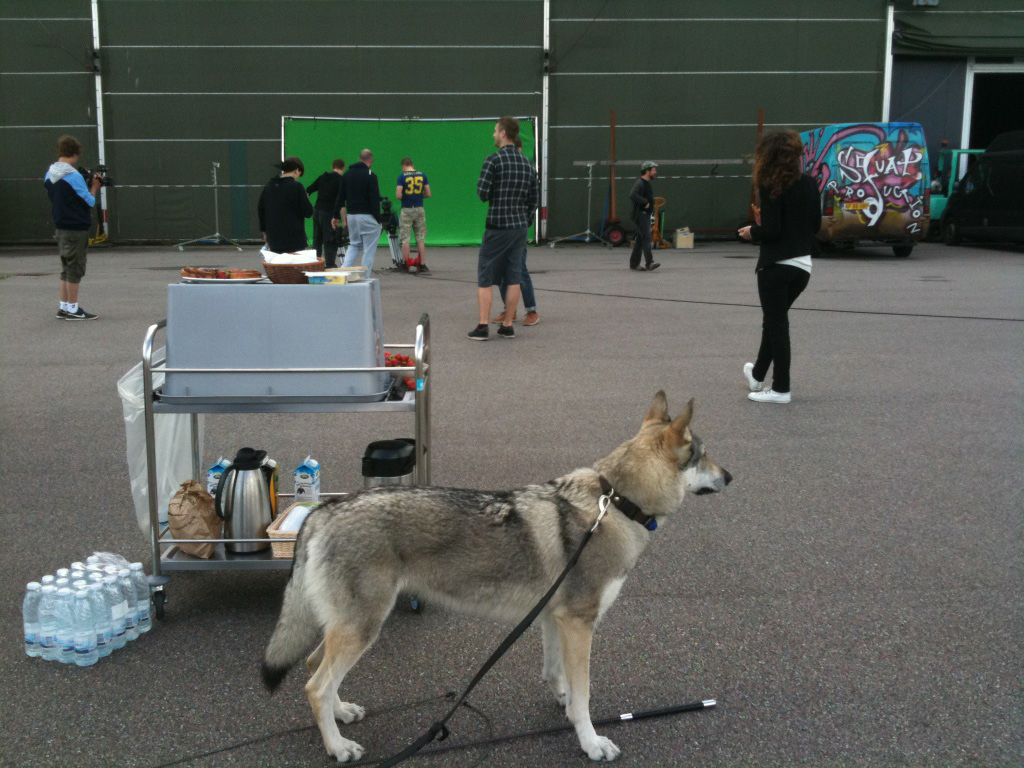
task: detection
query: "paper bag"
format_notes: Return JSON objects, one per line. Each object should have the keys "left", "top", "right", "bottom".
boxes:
{"left": 167, "top": 480, "right": 222, "bottom": 558}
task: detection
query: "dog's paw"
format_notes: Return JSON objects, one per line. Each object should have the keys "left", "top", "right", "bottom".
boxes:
{"left": 333, "top": 699, "right": 365, "bottom": 724}
{"left": 582, "top": 735, "right": 621, "bottom": 762}
{"left": 327, "top": 736, "right": 365, "bottom": 763}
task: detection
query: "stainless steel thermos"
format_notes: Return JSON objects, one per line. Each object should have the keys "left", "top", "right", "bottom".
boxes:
{"left": 214, "top": 448, "right": 275, "bottom": 553}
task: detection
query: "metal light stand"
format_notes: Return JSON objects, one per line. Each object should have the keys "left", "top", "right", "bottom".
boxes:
{"left": 176, "top": 162, "right": 244, "bottom": 251}
{"left": 548, "top": 162, "right": 612, "bottom": 248}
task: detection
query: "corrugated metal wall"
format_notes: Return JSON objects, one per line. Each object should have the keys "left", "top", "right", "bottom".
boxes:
{"left": 1, "top": 0, "right": 888, "bottom": 244}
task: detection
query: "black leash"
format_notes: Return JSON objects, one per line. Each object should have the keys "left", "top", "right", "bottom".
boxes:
{"left": 377, "top": 486, "right": 622, "bottom": 768}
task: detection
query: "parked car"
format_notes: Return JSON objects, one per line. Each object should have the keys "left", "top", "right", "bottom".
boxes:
{"left": 941, "top": 131, "right": 1024, "bottom": 246}
{"left": 801, "top": 122, "right": 930, "bottom": 257}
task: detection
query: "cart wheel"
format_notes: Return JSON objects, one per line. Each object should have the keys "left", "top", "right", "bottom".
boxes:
{"left": 153, "top": 590, "right": 166, "bottom": 620}
{"left": 605, "top": 225, "right": 627, "bottom": 247}
{"left": 410, "top": 596, "right": 423, "bottom": 614}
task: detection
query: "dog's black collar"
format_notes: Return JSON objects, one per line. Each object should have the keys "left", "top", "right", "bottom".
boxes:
{"left": 598, "top": 475, "right": 657, "bottom": 531}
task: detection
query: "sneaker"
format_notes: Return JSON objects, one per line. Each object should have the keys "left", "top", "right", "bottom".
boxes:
{"left": 522, "top": 312, "right": 540, "bottom": 327}
{"left": 65, "top": 307, "right": 98, "bottom": 320}
{"left": 417, "top": 264, "right": 430, "bottom": 273}
{"left": 492, "top": 311, "right": 515, "bottom": 325}
{"left": 647, "top": 262, "right": 661, "bottom": 272}
{"left": 56, "top": 309, "right": 68, "bottom": 319}
{"left": 748, "top": 388, "right": 791, "bottom": 404}
{"left": 467, "top": 324, "right": 489, "bottom": 341}
{"left": 496, "top": 324, "right": 515, "bottom": 339}
{"left": 636, "top": 265, "right": 646, "bottom": 272}
{"left": 629, "top": 265, "right": 641, "bottom": 271}
{"left": 743, "top": 362, "right": 763, "bottom": 392}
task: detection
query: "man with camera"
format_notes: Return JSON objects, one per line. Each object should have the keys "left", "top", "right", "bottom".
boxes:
{"left": 306, "top": 158, "right": 346, "bottom": 267}
{"left": 332, "top": 148, "right": 382, "bottom": 273}
{"left": 44, "top": 135, "right": 103, "bottom": 320}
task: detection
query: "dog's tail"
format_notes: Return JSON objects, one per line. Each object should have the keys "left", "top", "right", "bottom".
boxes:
{"left": 261, "top": 565, "right": 320, "bottom": 694}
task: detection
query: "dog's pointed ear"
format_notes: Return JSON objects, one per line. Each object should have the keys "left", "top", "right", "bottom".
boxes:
{"left": 666, "top": 397, "right": 694, "bottom": 445}
{"left": 643, "top": 390, "right": 670, "bottom": 425}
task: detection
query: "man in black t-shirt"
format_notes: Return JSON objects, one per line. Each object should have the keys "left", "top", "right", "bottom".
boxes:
{"left": 306, "top": 159, "right": 345, "bottom": 267}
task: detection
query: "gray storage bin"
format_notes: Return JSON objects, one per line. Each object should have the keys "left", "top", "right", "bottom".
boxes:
{"left": 163, "top": 280, "right": 389, "bottom": 403}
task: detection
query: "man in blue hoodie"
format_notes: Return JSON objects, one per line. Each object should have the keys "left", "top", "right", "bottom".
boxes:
{"left": 44, "top": 135, "right": 102, "bottom": 320}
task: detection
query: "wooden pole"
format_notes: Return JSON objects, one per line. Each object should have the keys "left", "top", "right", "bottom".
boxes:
{"left": 608, "top": 110, "right": 618, "bottom": 223}
{"left": 748, "top": 107, "right": 765, "bottom": 221}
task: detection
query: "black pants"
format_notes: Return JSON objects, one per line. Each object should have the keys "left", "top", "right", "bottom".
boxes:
{"left": 312, "top": 209, "right": 338, "bottom": 266}
{"left": 752, "top": 264, "right": 810, "bottom": 393}
{"left": 629, "top": 215, "right": 653, "bottom": 269}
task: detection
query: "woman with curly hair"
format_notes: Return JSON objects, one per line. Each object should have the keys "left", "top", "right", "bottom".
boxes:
{"left": 738, "top": 131, "right": 822, "bottom": 404}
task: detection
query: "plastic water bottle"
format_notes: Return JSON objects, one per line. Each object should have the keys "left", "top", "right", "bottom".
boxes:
{"left": 103, "top": 575, "right": 128, "bottom": 650}
{"left": 55, "top": 577, "right": 70, "bottom": 591}
{"left": 129, "top": 563, "right": 152, "bottom": 633}
{"left": 38, "top": 585, "right": 58, "bottom": 661}
{"left": 41, "top": 574, "right": 56, "bottom": 587}
{"left": 72, "top": 589, "right": 98, "bottom": 667}
{"left": 88, "top": 583, "right": 112, "bottom": 658}
{"left": 70, "top": 569, "right": 87, "bottom": 582}
{"left": 23, "top": 582, "right": 42, "bottom": 657}
{"left": 114, "top": 568, "right": 139, "bottom": 642}
{"left": 55, "top": 567, "right": 71, "bottom": 581}
{"left": 71, "top": 561, "right": 87, "bottom": 571}
{"left": 54, "top": 587, "right": 76, "bottom": 664}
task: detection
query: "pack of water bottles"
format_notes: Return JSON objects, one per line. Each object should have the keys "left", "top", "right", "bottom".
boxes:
{"left": 22, "top": 552, "right": 153, "bottom": 667}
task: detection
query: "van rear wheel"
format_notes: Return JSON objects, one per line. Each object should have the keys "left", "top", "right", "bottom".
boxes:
{"left": 892, "top": 244, "right": 914, "bottom": 258}
{"left": 942, "top": 218, "right": 961, "bottom": 246}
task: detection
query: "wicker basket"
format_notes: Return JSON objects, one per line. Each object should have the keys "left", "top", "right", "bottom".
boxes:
{"left": 263, "top": 260, "right": 325, "bottom": 284}
{"left": 267, "top": 501, "right": 321, "bottom": 559}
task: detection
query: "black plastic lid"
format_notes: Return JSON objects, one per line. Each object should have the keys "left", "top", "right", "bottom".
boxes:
{"left": 361, "top": 439, "right": 415, "bottom": 477}
{"left": 230, "top": 447, "right": 268, "bottom": 471}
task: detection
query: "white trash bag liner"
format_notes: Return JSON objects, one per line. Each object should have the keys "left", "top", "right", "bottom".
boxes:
{"left": 117, "top": 354, "right": 204, "bottom": 540}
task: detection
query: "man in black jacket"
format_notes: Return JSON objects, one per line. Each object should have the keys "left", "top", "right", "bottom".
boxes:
{"left": 258, "top": 156, "right": 313, "bottom": 253}
{"left": 306, "top": 159, "right": 345, "bottom": 266}
{"left": 332, "top": 149, "right": 382, "bottom": 273}
{"left": 628, "top": 161, "right": 660, "bottom": 272}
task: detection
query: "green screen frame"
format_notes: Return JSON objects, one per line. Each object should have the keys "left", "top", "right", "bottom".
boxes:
{"left": 283, "top": 117, "right": 536, "bottom": 247}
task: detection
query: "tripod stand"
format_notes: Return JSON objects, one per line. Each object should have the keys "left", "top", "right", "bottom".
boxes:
{"left": 177, "top": 162, "right": 244, "bottom": 251}
{"left": 548, "top": 162, "right": 612, "bottom": 248}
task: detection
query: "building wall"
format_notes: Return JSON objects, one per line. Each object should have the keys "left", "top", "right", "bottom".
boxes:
{"left": 1, "top": 0, "right": 888, "bottom": 244}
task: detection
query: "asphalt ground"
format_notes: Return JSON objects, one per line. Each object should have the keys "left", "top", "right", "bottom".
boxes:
{"left": 0, "top": 239, "right": 1021, "bottom": 768}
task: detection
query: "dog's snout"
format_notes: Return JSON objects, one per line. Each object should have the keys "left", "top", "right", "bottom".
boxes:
{"left": 723, "top": 470, "right": 733, "bottom": 486}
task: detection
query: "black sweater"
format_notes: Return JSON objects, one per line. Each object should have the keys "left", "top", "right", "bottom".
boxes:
{"left": 749, "top": 174, "right": 822, "bottom": 271}
{"left": 333, "top": 162, "right": 380, "bottom": 220}
{"left": 257, "top": 176, "right": 313, "bottom": 253}
{"left": 306, "top": 171, "right": 343, "bottom": 213}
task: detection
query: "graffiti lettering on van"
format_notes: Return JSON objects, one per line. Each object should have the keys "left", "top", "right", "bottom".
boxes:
{"left": 802, "top": 123, "right": 930, "bottom": 238}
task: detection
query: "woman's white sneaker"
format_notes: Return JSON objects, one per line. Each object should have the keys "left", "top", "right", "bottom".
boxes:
{"left": 748, "top": 388, "right": 791, "bottom": 404}
{"left": 743, "top": 362, "right": 763, "bottom": 392}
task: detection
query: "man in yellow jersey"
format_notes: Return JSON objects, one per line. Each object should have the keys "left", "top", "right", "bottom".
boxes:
{"left": 395, "top": 158, "right": 431, "bottom": 272}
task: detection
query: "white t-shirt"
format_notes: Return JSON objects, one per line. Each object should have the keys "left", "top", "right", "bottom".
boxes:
{"left": 776, "top": 255, "right": 812, "bottom": 274}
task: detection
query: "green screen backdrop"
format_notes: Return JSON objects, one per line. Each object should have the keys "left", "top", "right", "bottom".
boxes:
{"left": 284, "top": 117, "right": 536, "bottom": 247}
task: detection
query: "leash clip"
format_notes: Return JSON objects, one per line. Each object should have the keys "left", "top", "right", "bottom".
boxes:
{"left": 594, "top": 494, "right": 611, "bottom": 531}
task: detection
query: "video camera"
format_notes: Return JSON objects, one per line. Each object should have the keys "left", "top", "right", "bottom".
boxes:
{"left": 380, "top": 197, "right": 398, "bottom": 237}
{"left": 79, "top": 164, "right": 114, "bottom": 188}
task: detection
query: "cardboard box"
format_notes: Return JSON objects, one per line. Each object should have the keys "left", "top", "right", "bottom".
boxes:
{"left": 674, "top": 228, "right": 694, "bottom": 249}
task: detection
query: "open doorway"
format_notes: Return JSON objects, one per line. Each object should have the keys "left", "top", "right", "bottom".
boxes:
{"left": 963, "top": 63, "right": 1024, "bottom": 151}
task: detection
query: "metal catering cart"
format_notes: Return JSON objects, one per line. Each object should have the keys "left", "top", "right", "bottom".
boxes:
{"left": 139, "top": 306, "right": 431, "bottom": 619}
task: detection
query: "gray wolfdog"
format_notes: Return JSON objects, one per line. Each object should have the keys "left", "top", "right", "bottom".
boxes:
{"left": 262, "top": 392, "right": 731, "bottom": 762}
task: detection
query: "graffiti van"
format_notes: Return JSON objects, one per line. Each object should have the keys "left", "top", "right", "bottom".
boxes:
{"left": 801, "top": 122, "right": 930, "bottom": 257}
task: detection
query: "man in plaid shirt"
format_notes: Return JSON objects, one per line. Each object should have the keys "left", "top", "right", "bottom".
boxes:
{"left": 468, "top": 116, "right": 539, "bottom": 341}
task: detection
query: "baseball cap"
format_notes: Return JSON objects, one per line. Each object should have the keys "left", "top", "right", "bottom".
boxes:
{"left": 640, "top": 161, "right": 658, "bottom": 172}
